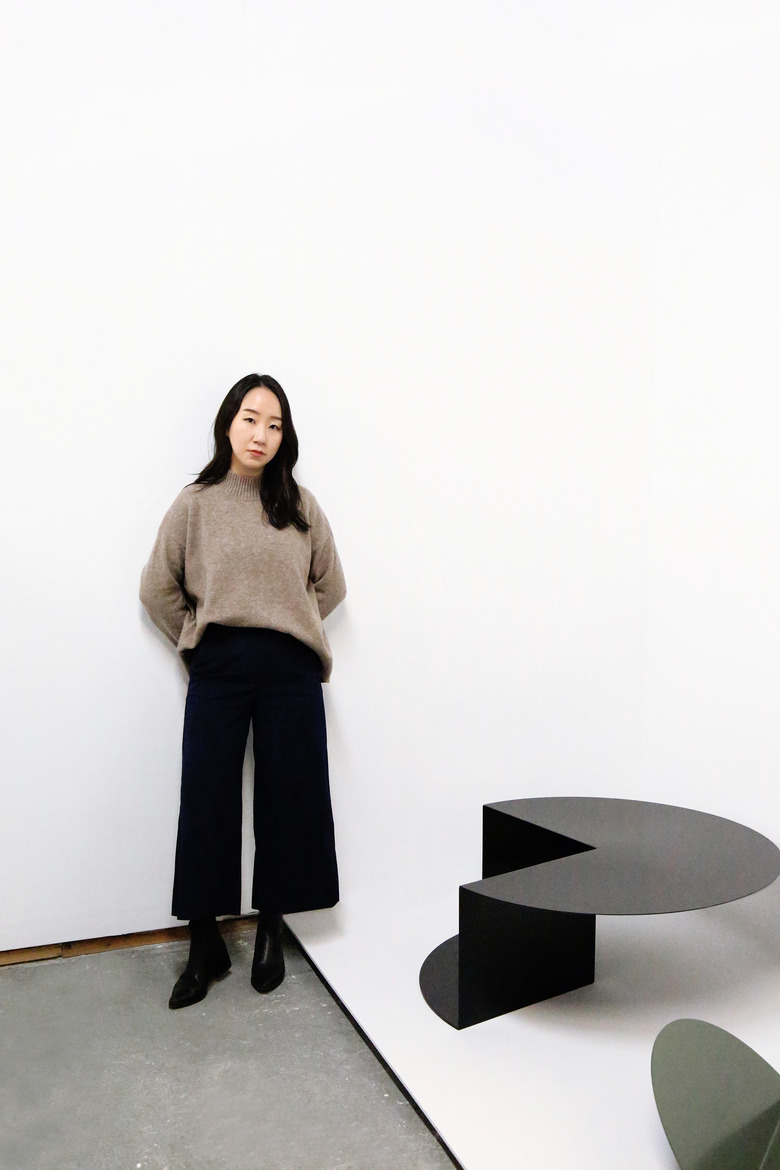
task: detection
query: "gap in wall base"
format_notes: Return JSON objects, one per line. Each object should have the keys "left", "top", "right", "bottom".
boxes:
{"left": 0, "top": 914, "right": 258, "bottom": 967}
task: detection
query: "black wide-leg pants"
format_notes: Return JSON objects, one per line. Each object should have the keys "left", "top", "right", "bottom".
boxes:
{"left": 172, "top": 625, "right": 339, "bottom": 920}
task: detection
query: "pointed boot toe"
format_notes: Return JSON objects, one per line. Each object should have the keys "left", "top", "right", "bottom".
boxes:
{"left": 169, "top": 968, "right": 209, "bottom": 1009}
{"left": 250, "top": 959, "right": 285, "bottom": 994}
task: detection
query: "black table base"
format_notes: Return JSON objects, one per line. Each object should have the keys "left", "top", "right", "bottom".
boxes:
{"left": 420, "top": 902, "right": 596, "bottom": 1030}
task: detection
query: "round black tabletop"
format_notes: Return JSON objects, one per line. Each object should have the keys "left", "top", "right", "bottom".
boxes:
{"left": 467, "top": 797, "right": 780, "bottom": 915}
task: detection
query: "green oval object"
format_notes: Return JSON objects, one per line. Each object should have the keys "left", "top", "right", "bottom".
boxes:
{"left": 652, "top": 1019, "right": 780, "bottom": 1170}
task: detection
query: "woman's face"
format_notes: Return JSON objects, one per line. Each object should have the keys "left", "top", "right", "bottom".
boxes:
{"left": 227, "top": 387, "right": 284, "bottom": 477}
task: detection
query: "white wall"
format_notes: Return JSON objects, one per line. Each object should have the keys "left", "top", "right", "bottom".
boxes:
{"left": 3, "top": 3, "right": 780, "bottom": 1166}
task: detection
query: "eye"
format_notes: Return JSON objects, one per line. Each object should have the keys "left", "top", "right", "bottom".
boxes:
{"left": 270, "top": 424, "right": 281, "bottom": 431}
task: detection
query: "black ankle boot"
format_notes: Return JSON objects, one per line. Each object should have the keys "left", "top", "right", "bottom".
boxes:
{"left": 251, "top": 912, "right": 285, "bottom": 993}
{"left": 169, "top": 918, "right": 231, "bottom": 1010}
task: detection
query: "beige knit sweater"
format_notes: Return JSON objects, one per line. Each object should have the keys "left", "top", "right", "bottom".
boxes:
{"left": 140, "top": 471, "right": 346, "bottom": 681}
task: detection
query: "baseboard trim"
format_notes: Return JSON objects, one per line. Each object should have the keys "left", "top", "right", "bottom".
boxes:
{"left": 0, "top": 915, "right": 257, "bottom": 967}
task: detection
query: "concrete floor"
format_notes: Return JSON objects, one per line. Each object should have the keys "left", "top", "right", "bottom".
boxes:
{"left": 0, "top": 927, "right": 458, "bottom": 1170}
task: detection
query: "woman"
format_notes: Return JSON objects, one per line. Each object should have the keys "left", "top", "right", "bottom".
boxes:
{"left": 140, "top": 374, "right": 346, "bottom": 1010}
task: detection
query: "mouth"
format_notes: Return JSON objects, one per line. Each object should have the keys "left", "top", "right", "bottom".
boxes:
{"left": 248, "top": 450, "right": 265, "bottom": 458}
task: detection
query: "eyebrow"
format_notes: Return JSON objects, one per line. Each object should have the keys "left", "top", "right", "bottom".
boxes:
{"left": 242, "top": 410, "right": 282, "bottom": 422}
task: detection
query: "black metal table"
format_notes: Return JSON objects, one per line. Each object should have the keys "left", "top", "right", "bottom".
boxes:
{"left": 420, "top": 797, "right": 780, "bottom": 1029}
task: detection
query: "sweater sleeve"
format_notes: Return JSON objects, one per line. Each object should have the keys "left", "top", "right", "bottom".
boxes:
{"left": 305, "top": 491, "right": 347, "bottom": 621}
{"left": 139, "top": 493, "right": 192, "bottom": 647}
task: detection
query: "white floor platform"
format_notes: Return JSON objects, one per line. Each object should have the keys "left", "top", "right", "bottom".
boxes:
{"left": 289, "top": 878, "right": 780, "bottom": 1170}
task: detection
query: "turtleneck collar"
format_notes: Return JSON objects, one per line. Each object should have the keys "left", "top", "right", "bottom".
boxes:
{"left": 223, "top": 470, "right": 263, "bottom": 500}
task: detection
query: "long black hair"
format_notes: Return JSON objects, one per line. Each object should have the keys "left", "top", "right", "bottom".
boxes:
{"left": 194, "top": 374, "right": 310, "bottom": 532}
